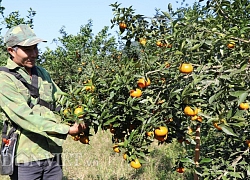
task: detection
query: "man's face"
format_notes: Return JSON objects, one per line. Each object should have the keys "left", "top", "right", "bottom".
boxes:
{"left": 8, "top": 44, "right": 39, "bottom": 69}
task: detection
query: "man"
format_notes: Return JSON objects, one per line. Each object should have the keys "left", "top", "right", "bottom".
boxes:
{"left": 0, "top": 24, "right": 85, "bottom": 180}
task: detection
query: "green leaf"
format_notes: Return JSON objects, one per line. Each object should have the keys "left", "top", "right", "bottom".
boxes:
{"left": 228, "top": 172, "right": 242, "bottom": 178}
{"left": 174, "top": 50, "right": 184, "bottom": 55}
{"left": 161, "top": 11, "right": 171, "bottom": 19}
{"left": 238, "top": 92, "right": 248, "bottom": 105}
{"left": 168, "top": 3, "right": 172, "bottom": 11}
{"left": 180, "top": 158, "right": 195, "bottom": 164}
{"left": 209, "top": 90, "right": 223, "bottom": 104}
{"left": 220, "top": 124, "right": 237, "bottom": 136}
{"left": 229, "top": 91, "right": 247, "bottom": 98}
{"left": 199, "top": 158, "right": 213, "bottom": 164}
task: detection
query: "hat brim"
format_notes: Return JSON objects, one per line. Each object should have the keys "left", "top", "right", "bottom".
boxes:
{"left": 17, "top": 37, "right": 47, "bottom": 46}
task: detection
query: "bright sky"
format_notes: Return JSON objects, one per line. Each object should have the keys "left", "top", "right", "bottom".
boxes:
{"left": 1, "top": 0, "right": 199, "bottom": 51}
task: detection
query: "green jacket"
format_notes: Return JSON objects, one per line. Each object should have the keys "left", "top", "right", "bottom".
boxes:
{"left": 0, "top": 58, "right": 69, "bottom": 163}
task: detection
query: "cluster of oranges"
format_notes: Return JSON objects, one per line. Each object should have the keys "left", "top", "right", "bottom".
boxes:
{"left": 112, "top": 144, "right": 142, "bottom": 169}
{"left": 130, "top": 77, "right": 151, "bottom": 98}
{"left": 184, "top": 106, "right": 202, "bottom": 123}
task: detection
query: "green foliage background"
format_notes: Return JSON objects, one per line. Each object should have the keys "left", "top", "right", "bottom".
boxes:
{"left": 1, "top": 0, "right": 250, "bottom": 179}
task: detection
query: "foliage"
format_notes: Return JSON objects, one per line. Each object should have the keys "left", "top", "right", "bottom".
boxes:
{"left": 49, "top": 0, "right": 250, "bottom": 179}
{"left": 1, "top": 0, "right": 250, "bottom": 179}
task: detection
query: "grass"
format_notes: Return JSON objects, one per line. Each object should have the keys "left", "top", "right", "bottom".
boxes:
{"left": 0, "top": 129, "right": 193, "bottom": 180}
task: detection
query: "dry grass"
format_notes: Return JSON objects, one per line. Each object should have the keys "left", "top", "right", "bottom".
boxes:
{"left": 0, "top": 129, "right": 193, "bottom": 180}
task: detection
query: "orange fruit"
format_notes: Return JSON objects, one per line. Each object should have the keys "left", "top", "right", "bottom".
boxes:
{"left": 71, "top": 135, "right": 80, "bottom": 141}
{"left": 176, "top": 167, "right": 185, "bottom": 173}
{"left": 245, "top": 140, "right": 250, "bottom": 147}
{"left": 146, "top": 131, "right": 153, "bottom": 137}
{"left": 130, "top": 88, "right": 142, "bottom": 98}
{"left": 227, "top": 42, "right": 235, "bottom": 49}
{"left": 239, "top": 102, "right": 249, "bottom": 110}
{"left": 74, "top": 106, "right": 84, "bottom": 118}
{"left": 78, "top": 67, "right": 82, "bottom": 72}
{"left": 137, "top": 78, "right": 146, "bottom": 88}
{"left": 154, "top": 135, "right": 166, "bottom": 142}
{"left": 123, "top": 153, "right": 127, "bottom": 160}
{"left": 139, "top": 38, "right": 147, "bottom": 46}
{"left": 154, "top": 126, "right": 168, "bottom": 136}
{"left": 184, "top": 106, "right": 198, "bottom": 116}
{"left": 167, "top": 44, "right": 172, "bottom": 48}
{"left": 137, "top": 78, "right": 151, "bottom": 88}
{"left": 191, "top": 115, "right": 197, "bottom": 121}
{"left": 197, "top": 116, "right": 203, "bottom": 122}
{"left": 119, "top": 22, "right": 127, "bottom": 30}
{"left": 191, "top": 115, "right": 202, "bottom": 122}
{"left": 130, "top": 159, "right": 141, "bottom": 169}
{"left": 165, "top": 62, "right": 170, "bottom": 68}
{"left": 63, "top": 108, "right": 70, "bottom": 117}
{"left": 213, "top": 123, "right": 222, "bottom": 131}
{"left": 79, "top": 135, "right": 89, "bottom": 144}
{"left": 179, "top": 63, "right": 193, "bottom": 74}
{"left": 145, "top": 78, "right": 151, "bottom": 86}
{"left": 113, "top": 145, "right": 121, "bottom": 153}
{"left": 85, "top": 85, "right": 95, "bottom": 92}
{"left": 156, "top": 41, "right": 163, "bottom": 47}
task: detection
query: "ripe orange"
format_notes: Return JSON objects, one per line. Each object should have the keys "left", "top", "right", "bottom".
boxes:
{"left": 227, "top": 42, "right": 235, "bottom": 49}
{"left": 137, "top": 78, "right": 151, "bottom": 88}
{"left": 119, "top": 22, "right": 127, "bottom": 30}
{"left": 63, "top": 108, "right": 70, "bottom": 117}
{"left": 74, "top": 106, "right": 84, "bottom": 118}
{"left": 146, "top": 131, "right": 153, "bottom": 137}
{"left": 145, "top": 78, "right": 151, "bottom": 86}
{"left": 179, "top": 63, "right": 193, "bottom": 74}
{"left": 130, "top": 159, "right": 141, "bottom": 169}
{"left": 239, "top": 102, "right": 249, "bottom": 110}
{"left": 176, "top": 167, "right": 185, "bottom": 173}
{"left": 123, "top": 153, "right": 127, "bottom": 160}
{"left": 139, "top": 38, "right": 147, "bottom": 46}
{"left": 165, "top": 62, "right": 170, "bottom": 68}
{"left": 167, "top": 44, "right": 172, "bottom": 48}
{"left": 156, "top": 41, "right": 163, "bottom": 47}
{"left": 71, "top": 135, "right": 80, "bottom": 141}
{"left": 130, "top": 88, "right": 142, "bottom": 98}
{"left": 184, "top": 106, "right": 198, "bottom": 116}
{"left": 85, "top": 85, "right": 95, "bottom": 92}
{"left": 197, "top": 116, "right": 203, "bottom": 122}
{"left": 245, "top": 140, "right": 250, "bottom": 147}
{"left": 154, "top": 126, "right": 168, "bottom": 136}
{"left": 191, "top": 115, "right": 197, "bottom": 121}
{"left": 213, "top": 122, "right": 222, "bottom": 131}
{"left": 113, "top": 145, "right": 121, "bottom": 153}
{"left": 78, "top": 67, "right": 82, "bottom": 72}
{"left": 137, "top": 78, "right": 146, "bottom": 88}
{"left": 191, "top": 115, "right": 202, "bottom": 122}
{"left": 79, "top": 135, "right": 89, "bottom": 144}
{"left": 154, "top": 135, "right": 166, "bottom": 142}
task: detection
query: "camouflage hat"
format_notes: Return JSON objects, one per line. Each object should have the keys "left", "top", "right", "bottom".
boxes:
{"left": 4, "top": 24, "right": 47, "bottom": 47}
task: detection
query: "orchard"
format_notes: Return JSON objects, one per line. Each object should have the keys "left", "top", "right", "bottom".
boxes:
{"left": 1, "top": 0, "right": 250, "bottom": 179}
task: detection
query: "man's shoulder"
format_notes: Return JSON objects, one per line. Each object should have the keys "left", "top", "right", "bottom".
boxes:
{"left": 35, "top": 66, "right": 52, "bottom": 81}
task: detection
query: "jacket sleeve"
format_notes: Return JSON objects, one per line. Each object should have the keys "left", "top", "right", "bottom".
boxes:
{"left": 0, "top": 72, "right": 70, "bottom": 137}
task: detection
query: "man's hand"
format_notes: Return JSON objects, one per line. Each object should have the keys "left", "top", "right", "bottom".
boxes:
{"left": 68, "top": 122, "right": 87, "bottom": 135}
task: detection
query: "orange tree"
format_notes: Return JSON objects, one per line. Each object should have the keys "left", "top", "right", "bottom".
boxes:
{"left": 106, "top": 1, "right": 250, "bottom": 179}
{"left": 39, "top": 0, "right": 250, "bottom": 179}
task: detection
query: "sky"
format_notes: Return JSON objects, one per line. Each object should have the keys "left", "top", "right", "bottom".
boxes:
{"left": 1, "top": 0, "right": 199, "bottom": 51}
